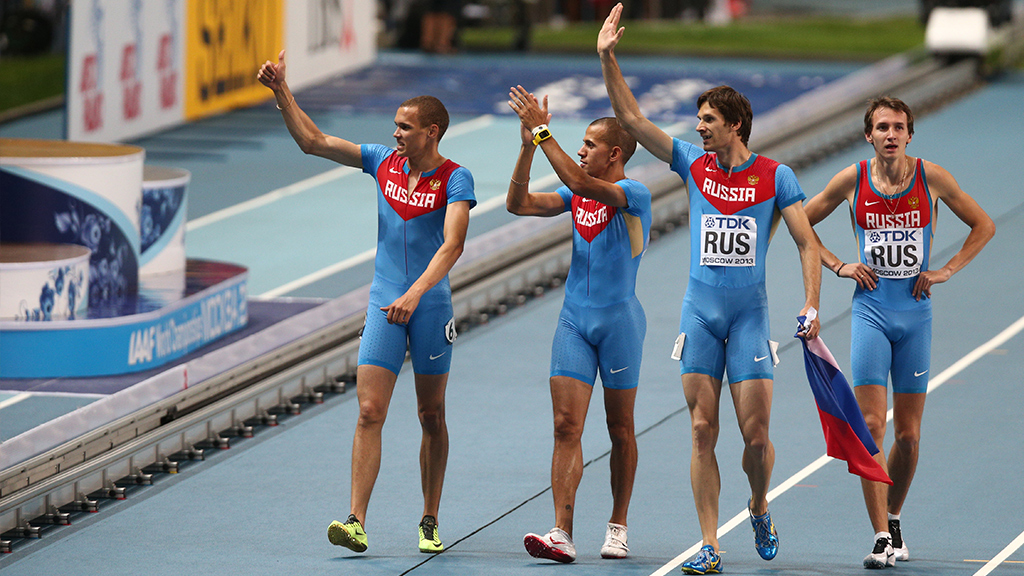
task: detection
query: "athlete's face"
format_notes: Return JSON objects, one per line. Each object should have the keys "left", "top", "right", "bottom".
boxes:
{"left": 577, "top": 125, "right": 617, "bottom": 178}
{"left": 695, "top": 103, "right": 740, "bottom": 153}
{"left": 393, "top": 106, "right": 434, "bottom": 158}
{"left": 866, "top": 107, "right": 912, "bottom": 160}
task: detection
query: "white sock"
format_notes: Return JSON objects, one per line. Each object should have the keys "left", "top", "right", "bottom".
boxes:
{"left": 874, "top": 531, "right": 891, "bottom": 543}
{"left": 888, "top": 512, "right": 901, "bottom": 522}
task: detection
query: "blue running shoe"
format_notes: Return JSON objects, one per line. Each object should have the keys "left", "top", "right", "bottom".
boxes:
{"left": 748, "top": 499, "right": 779, "bottom": 561}
{"left": 681, "top": 544, "right": 722, "bottom": 574}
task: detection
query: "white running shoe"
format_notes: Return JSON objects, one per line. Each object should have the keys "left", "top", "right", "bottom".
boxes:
{"left": 863, "top": 536, "right": 895, "bottom": 569}
{"left": 600, "top": 522, "right": 629, "bottom": 559}
{"left": 524, "top": 527, "right": 576, "bottom": 563}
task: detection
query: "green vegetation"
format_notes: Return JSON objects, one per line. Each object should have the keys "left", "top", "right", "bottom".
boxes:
{"left": 462, "top": 16, "right": 926, "bottom": 61}
{"left": 0, "top": 54, "right": 65, "bottom": 115}
{"left": 0, "top": 16, "right": 929, "bottom": 117}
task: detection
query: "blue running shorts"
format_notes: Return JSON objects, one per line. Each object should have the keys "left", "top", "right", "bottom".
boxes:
{"left": 677, "top": 278, "right": 775, "bottom": 384}
{"left": 358, "top": 277, "right": 456, "bottom": 376}
{"left": 550, "top": 296, "right": 646, "bottom": 390}
{"left": 851, "top": 296, "right": 932, "bottom": 394}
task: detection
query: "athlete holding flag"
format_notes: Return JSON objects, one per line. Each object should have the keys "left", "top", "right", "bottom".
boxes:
{"left": 598, "top": 4, "right": 821, "bottom": 572}
{"left": 804, "top": 96, "right": 994, "bottom": 569}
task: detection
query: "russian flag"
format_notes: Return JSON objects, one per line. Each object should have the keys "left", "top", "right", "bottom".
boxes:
{"left": 796, "top": 316, "right": 892, "bottom": 485}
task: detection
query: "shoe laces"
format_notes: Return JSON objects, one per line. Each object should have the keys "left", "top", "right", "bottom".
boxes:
{"left": 872, "top": 537, "right": 892, "bottom": 554}
{"left": 607, "top": 524, "right": 626, "bottom": 544}
{"left": 420, "top": 515, "right": 438, "bottom": 540}
{"left": 752, "top": 514, "right": 775, "bottom": 543}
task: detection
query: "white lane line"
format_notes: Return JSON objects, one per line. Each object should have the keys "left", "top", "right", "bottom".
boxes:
{"left": 651, "top": 314, "right": 1024, "bottom": 575}
{"left": 186, "top": 115, "right": 497, "bottom": 233}
{"left": 972, "top": 529, "right": 1024, "bottom": 576}
{"left": 0, "top": 393, "right": 31, "bottom": 410}
{"left": 186, "top": 166, "right": 359, "bottom": 232}
{"left": 254, "top": 171, "right": 562, "bottom": 299}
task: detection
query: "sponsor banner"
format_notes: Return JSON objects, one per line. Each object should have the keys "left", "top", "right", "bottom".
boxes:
{"left": 67, "top": 0, "right": 186, "bottom": 142}
{"left": 183, "top": 0, "right": 284, "bottom": 120}
{"left": 67, "top": 0, "right": 375, "bottom": 142}
{"left": 284, "top": 0, "right": 376, "bottom": 91}
{"left": 0, "top": 274, "right": 247, "bottom": 378}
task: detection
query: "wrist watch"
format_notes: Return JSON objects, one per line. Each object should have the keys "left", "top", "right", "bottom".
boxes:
{"left": 531, "top": 124, "right": 552, "bottom": 146}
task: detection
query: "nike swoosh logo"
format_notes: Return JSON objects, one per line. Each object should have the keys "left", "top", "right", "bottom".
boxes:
{"left": 610, "top": 367, "right": 628, "bottom": 374}
{"left": 429, "top": 351, "right": 448, "bottom": 360}
{"left": 865, "top": 200, "right": 880, "bottom": 206}
{"left": 914, "top": 370, "right": 928, "bottom": 377}
{"left": 705, "top": 167, "right": 716, "bottom": 172}
{"left": 754, "top": 355, "right": 769, "bottom": 362}
{"left": 389, "top": 168, "right": 402, "bottom": 174}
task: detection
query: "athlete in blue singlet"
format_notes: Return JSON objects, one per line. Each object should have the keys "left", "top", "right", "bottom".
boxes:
{"left": 507, "top": 86, "right": 651, "bottom": 563}
{"left": 599, "top": 5, "right": 822, "bottom": 572}
{"left": 805, "top": 96, "right": 993, "bottom": 569}
{"left": 258, "top": 50, "right": 476, "bottom": 555}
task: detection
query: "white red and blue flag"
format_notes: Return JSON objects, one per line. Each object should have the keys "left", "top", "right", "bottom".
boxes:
{"left": 797, "top": 315, "right": 893, "bottom": 485}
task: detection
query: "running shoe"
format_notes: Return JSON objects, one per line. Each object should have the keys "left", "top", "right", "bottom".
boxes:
{"left": 863, "top": 535, "right": 895, "bottom": 569}
{"left": 681, "top": 544, "right": 723, "bottom": 574}
{"left": 889, "top": 519, "right": 909, "bottom": 561}
{"left": 601, "top": 522, "right": 629, "bottom": 559}
{"left": 524, "top": 527, "right": 576, "bottom": 563}
{"left": 418, "top": 515, "right": 444, "bottom": 553}
{"left": 748, "top": 499, "right": 779, "bottom": 560}
{"left": 327, "top": 514, "right": 368, "bottom": 552}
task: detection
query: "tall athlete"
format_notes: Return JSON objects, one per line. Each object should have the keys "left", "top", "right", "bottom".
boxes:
{"left": 805, "top": 97, "right": 993, "bottom": 569}
{"left": 506, "top": 86, "right": 651, "bottom": 563}
{"left": 257, "top": 50, "right": 476, "bottom": 554}
{"left": 598, "top": 5, "right": 821, "bottom": 573}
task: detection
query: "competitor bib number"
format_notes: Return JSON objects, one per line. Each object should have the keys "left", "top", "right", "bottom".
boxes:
{"left": 863, "top": 227, "right": 923, "bottom": 278}
{"left": 700, "top": 214, "right": 756, "bottom": 267}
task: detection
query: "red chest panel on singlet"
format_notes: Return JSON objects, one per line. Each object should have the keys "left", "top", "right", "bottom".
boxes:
{"left": 571, "top": 195, "right": 617, "bottom": 243}
{"left": 690, "top": 154, "right": 779, "bottom": 215}
{"left": 376, "top": 157, "right": 455, "bottom": 221}
{"left": 854, "top": 159, "right": 931, "bottom": 230}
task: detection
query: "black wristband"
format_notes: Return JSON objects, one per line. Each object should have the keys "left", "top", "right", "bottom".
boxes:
{"left": 835, "top": 263, "right": 847, "bottom": 277}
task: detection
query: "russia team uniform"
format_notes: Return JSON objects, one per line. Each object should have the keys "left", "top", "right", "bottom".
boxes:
{"left": 550, "top": 179, "right": 652, "bottom": 390}
{"left": 358, "top": 144, "right": 476, "bottom": 376}
{"left": 671, "top": 138, "right": 805, "bottom": 383}
{"left": 850, "top": 159, "right": 933, "bottom": 393}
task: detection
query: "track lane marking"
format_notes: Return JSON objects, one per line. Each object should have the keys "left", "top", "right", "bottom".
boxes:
{"left": 650, "top": 313, "right": 1024, "bottom": 575}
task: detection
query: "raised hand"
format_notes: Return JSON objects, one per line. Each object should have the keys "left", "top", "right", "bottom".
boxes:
{"left": 508, "top": 85, "right": 551, "bottom": 134}
{"left": 598, "top": 3, "right": 626, "bottom": 56}
{"left": 256, "top": 49, "right": 287, "bottom": 91}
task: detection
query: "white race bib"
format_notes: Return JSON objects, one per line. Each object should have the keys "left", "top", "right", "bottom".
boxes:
{"left": 700, "top": 214, "right": 756, "bottom": 267}
{"left": 863, "top": 227, "right": 924, "bottom": 278}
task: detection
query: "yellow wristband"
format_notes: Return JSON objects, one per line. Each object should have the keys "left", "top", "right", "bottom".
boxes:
{"left": 531, "top": 124, "right": 552, "bottom": 146}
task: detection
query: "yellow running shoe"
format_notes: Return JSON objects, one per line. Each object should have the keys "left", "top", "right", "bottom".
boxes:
{"left": 418, "top": 515, "right": 444, "bottom": 553}
{"left": 327, "top": 514, "right": 368, "bottom": 552}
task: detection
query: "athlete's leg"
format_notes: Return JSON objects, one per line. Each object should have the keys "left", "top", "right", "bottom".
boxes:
{"left": 350, "top": 364, "right": 399, "bottom": 524}
{"left": 414, "top": 372, "right": 449, "bottom": 520}
{"left": 887, "top": 392, "right": 926, "bottom": 515}
{"left": 683, "top": 372, "right": 724, "bottom": 550}
{"left": 550, "top": 375, "right": 595, "bottom": 537}
{"left": 729, "top": 377, "right": 775, "bottom": 515}
{"left": 604, "top": 385, "right": 638, "bottom": 526}
{"left": 855, "top": 384, "right": 890, "bottom": 534}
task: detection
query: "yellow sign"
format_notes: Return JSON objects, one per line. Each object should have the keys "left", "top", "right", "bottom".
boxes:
{"left": 184, "top": 0, "right": 283, "bottom": 120}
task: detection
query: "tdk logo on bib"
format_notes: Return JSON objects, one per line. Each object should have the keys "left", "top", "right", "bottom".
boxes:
{"left": 700, "top": 214, "right": 756, "bottom": 267}
{"left": 864, "top": 227, "right": 923, "bottom": 277}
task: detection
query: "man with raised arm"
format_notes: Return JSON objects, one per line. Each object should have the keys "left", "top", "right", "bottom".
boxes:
{"left": 804, "top": 96, "right": 994, "bottom": 569}
{"left": 507, "top": 86, "right": 652, "bottom": 562}
{"left": 258, "top": 50, "right": 476, "bottom": 555}
{"left": 598, "top": 4, "right": 822, "bottom": 573}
